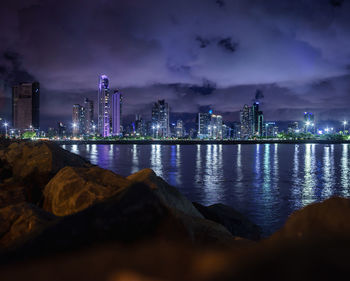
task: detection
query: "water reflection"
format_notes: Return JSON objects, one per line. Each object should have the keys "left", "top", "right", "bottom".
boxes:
{"left": 203, "top": 145, "right": 224, "bottom": 202}
{"left": 176, "top": 145, "right": 182, "bottom": 185}
{"left": 150, "top": 144, "right": 163, "bottom": 177}
{"left": 322, "top": 145, "right": 335, "bottom": 199}
{"left": 302, "top": 144, "right": 317, "bottom": 206}
{"left": 341, "top": 144, "right": 350, "bottom": 196}
{"left": 90, "top": 144, "right": 97, "bottom": 163}
{"left": 236, "top": 144, "right": 243, "bottom": 188}
{"left": 131, "top": 144, "right": 139, "bottom": 174}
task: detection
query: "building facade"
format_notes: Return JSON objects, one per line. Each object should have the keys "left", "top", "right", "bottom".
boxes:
{"left": 197, "top": 112, "right": 211, "bottom": 139}
{"left": 12, "top": 82, "right": 40, "bottom": 131}
{"left": 84, "top": 98, "right": 94, "bottom": 134}
{"left": 98, "top": 75, "right": 111, "bottom": 137}
{"left": 112, "top": 90, "right": 123, "bottom": 136}
{"left": 151, "top": 100, "right": 170, "bottom": 138}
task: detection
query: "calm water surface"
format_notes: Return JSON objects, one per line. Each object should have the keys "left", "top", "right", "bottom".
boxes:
{"left": 62, "top": 143, "right": 350, "bottom": 236}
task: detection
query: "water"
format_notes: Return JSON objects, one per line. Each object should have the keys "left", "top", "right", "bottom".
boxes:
{"left": 62, "top": 143, "right": 350, "bottom": 236}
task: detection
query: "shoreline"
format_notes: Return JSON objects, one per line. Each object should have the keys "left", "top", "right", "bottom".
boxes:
{"left": 52, "top": 139, "right": 350, "bottom": 145}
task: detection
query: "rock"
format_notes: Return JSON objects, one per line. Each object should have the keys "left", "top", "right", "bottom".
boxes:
{"left": 0, "top": 142, "right": 90, "bottom": 205}
{"left": 193, "top": 202, "right": 261, "bottom": 240}
{"left": 270, "top": 197, "right": 350, "bottom": 241}
{"left": 127, "top": 169, "right": 203, "bottom": 218}
{"left": 43, "top": 166, "right": 131, "bottom": 216}
{"left": 0, "top": 158, "right": 12, "bottom": 183}
{"left": 3, "top": 142, "right": 89, "bottom": 180}
{"left": 0, "top": 203, "right": 56, "bottom": 249}
{"left": 3, "top": 183, "right": 188, "bottom": 261}
{"left": 0, "top": 181, "right": 27, "bottom": 208}
{"left": 173, "top": 210, "right": 236, "bottom": 247}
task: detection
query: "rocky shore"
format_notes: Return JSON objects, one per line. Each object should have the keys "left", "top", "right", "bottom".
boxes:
{"left": 0, "top": 140, "right": 350, "bottom": 280}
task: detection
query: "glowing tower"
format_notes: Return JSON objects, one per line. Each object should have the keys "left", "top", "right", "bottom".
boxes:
{"left": 98, "top": 75, "right": 110, "bottom": 137}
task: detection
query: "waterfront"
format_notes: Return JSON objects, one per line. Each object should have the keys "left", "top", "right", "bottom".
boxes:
{"left": 63, "top": 143, "right": 350, "bottom": 236}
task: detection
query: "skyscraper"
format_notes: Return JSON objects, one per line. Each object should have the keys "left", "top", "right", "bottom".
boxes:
{"left": 98, "top": 75, "right": 110, "bottom": 137}
{"left": 175, "top": 119, "right": 184, "bottom": 138}
{"left": 251, "top": 102, "right": 264, "bottom": 137}
{"left": 197, "top": 112, "right": 211, "bottom": 139}
{"left": 112, "top": 90, "right": 123, "bottom": 136}
{"left": 209, "top": 114, "right": 223, "bottom": 139}
{"left": 304, "top": 112, "right": 315, "bottom": 133}
{"left": 84, "top": 98, "right": 94, "bottom": 134}
{"left": 12, "top": 82, "right": 40, "bottom": 130}
{"left": 240, "top": 104, "right": 251, "bottom": 139}
{"left": 72, "top": 104, "right": 84, "bottom": 136}
{"left": 151, "top": 100, "right": 170, "bottom": 138}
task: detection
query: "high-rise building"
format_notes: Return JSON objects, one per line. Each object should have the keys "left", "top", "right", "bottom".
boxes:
{"left": 135, "top": 115, "right": 145, "bottom": 136}
{"left": 197, "top": 112, "right": 211, "bottom": 139}
{"left": 251, "top": 102, "right": 264, "bottom": 137}
{"left": 304, "top": 112, "right": 315, "bottom": 133}
{"left": 98, "top": 75, "right": 110, "bottom": 137}
{"left": 12, "top": 82, "right": 40, "bottom": 131}
{"left": 175, "top": 119, "right": 184, "bottom": 138}
{"left": 58, "top": 122, "right": 67, "bottom": 138}
{"left": 72, "top": 104, "right": 84, "bottom": 136}
{"left": 240, "top": 104, "right": 251, "bottom": 139}
{"left": 151, "top": 100, "right": 170, "bottom": 138}
{"left": 84, "top": 98, "right": 94, "bottom": 134}
{"left": 209, "top": 114, "right": 223, "bottom": 139}
{"left": 112, "top": 90, "right": 123, "bottom": 136}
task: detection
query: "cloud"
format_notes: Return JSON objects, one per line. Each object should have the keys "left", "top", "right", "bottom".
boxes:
{"left": 1, "top": 0, "right": 350, "bottom": 127}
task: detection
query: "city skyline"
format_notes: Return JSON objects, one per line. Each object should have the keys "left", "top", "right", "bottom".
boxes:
{"left": 1, "top": 1, "right": 350, "bottom": 128}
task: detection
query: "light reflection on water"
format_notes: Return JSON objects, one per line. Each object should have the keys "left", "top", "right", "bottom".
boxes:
{"left": 63, "top": 143, "right": 350, "bottom": 236}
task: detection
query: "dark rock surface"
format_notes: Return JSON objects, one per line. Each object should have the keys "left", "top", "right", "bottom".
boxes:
{"left": 0, "top": 141, "right": 90, "bottom": 205}
{"left": 0, "top": 181, "right": 27, "bottom": 208}
{"left": 127, "top": 169, "right": 203, "bottom": 218}
{"left": 269, "top": 197, "right": 350, "bottom": 241}
{"left": 43, "top": 166, "right": 131, "bottom": 216}
{"left": 193, "top": 202, "right": 262, "bottom": 240}
{"left": 0, "top": 203, "right": 56, "bottom": 249}
{"left": 2, "top": 183, "right": 189, "bottom": 262}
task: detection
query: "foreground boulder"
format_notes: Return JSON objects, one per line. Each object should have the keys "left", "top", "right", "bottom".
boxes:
{"left": 193, "top": 202, "right": 261, "bottom": 240}
{"left": 43, "top": 166, "right": 131, "bottom": 216}
{"left": 0, "top": 181, "right": 27, "bottom": 208}
{"left": 270, "top": 197, "right": 350, "bottom": 241}
{"left": 2, "top": 183, "right": 189, "bottom": 262}
{"left": 1, "top": 141, "right": 89, "bottom": 180}
{"left": 0, "top": 142, "right": 90, "bottom": 205}
{"left": 127, "top": 169, "right": 203, "bottom": 218}
{"left": 0, "top": 203, "right": 56, "bottom": 249}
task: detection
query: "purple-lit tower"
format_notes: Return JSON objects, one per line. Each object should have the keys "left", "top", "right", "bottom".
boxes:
{"left": 112, "top": 90, "right": 123, "bottom": 136}
{"left": 98, "top": 75, "right": 110, "bottom": 137}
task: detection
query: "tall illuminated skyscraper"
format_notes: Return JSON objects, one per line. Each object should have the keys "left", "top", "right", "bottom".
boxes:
{"left": 98, "top": 75, "right": 110, "bottom": 137}
{"left": 12, "top": 82, "right": 40, "bottom": 130}
{"left": 151, "top": 100, "right": 170, "bottom": 138}
{"left": 112, "top": 90, "right": 123, "bottom": 136}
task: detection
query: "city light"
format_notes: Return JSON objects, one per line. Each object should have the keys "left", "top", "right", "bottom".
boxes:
{"left": 305, "top": 121, "right": 311, "bottom": 126}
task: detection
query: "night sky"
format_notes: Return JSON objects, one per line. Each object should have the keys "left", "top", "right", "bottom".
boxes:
{"left": 1, "top": 0, "right": 350, "bottom": 129}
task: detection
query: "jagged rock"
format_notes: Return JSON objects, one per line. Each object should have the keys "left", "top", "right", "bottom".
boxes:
{"left": 0, "top": 203, "right": 56, "bottom": 249}
{"left": 127, "top": 169, "right": 203, "bottom": 218}
{"left": 3, "top": 183, "right": 188, "bottom": 261}
{"left": 3, "top": 142, "right": 89, "bottom": 179}
{"left": 0, "top": 181, "right": 27, "bottom": 208}
{"left": 270, "top": 197, "right": 350, "bottom": 241}
{"left": 193, "top": 202, "right": 261, "bottom": 240}
{"left": 43, "top": 166, "right": 131, "bottom": 216}
{"left": 173, "top": 210, "right": 235, "bottom": 247}
{"left": 0, "top": 142, "right": 90, "bottom": 205}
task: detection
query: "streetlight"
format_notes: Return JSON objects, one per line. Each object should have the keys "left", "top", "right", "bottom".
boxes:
{"left": 3, "top": 122, "right": 8, "bottom": 138}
